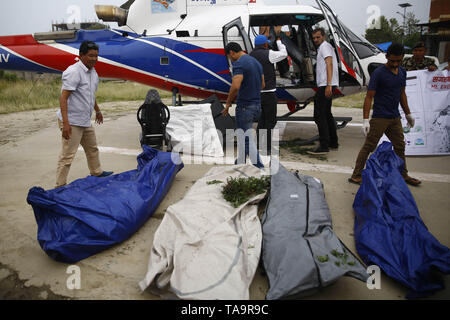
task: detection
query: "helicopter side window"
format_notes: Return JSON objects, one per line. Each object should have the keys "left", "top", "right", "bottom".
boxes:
{"left": 339, "top": 44, "right": 363, "bottom": 79}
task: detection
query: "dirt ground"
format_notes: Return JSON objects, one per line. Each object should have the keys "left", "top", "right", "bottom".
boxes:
{"left": 0, "top": 102, "right": 448, "bottom": 300}
{"left": 0, "top": 262, "right": 68, "bottom": 300}
{"left": 0, "top": 101, "right": 143, "bottom": 147}
{"left": 0, "top": 102, "right": 144, "bottom": 300}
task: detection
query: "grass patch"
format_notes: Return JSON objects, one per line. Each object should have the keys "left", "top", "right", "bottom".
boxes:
{"left": 0, "top": 71, "right": 365, "bottom": 114}
{"left": 0, "top": 76, "right": 171, "bottom": 114}
{"left": 289, "top": 146, "right": 316, "bottom": 155}
{"left": 0, "top": 77, "right": 61, "bottom": 114}
{"left": 221, "top": 176, "right": 270, "bottom": 208}
{"left": 280, "top": 140, "right": 327, "bottom": 161}
{"left": 96, "top": 81, "right": 171, "bottom": 103}
{"left": 333, "top": 92, "right": 365, "bottom": 108}
{"left": 280, "top": 138, "right": 315, "bottom": 148}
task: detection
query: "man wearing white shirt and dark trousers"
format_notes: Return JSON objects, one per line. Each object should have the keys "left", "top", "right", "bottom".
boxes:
{"left": 55, "top": 41, "right": 113, "bottom": 188}
{"left": 250, "top": 34, "right": 287, "bottom": 155}
{"left": 308, "top": 28, "right": 339, "bottom": 155}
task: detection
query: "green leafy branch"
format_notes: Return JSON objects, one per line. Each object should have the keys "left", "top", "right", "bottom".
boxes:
{"left": 317, "top": 249, "right": 356, "bottom": 267}
{"left": 221, "top": 176, "right": 270, "bottom": 208}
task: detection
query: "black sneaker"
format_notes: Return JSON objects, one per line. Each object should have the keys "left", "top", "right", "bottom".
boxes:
{"left": 307, "top": 147, "right": 329, "bottom": 155}
{"left": 329, "top": 144, "right": 339, "bottom": 150}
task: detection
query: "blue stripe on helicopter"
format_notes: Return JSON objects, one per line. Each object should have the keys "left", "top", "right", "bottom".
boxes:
{"left": 0, "top": 46, "right": 60, "bottom": 73}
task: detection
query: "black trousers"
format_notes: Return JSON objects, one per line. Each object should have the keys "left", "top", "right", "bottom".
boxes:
{"left": 257, "top": 91, "right": 278, "bottom": 154}
{"left": 313, "top": 86, "right": 338, "bottom": 149}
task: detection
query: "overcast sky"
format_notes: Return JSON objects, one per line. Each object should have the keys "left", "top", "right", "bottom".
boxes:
{"left": 0, "top": 0, "right": 431, "bottom": 37}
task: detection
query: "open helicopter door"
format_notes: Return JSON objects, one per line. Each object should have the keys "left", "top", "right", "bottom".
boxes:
{"left": 222, "top": 17, "right": 253, "bottom": 71}
{"left": 315, "top": 0, "right": 366, "bottom": 87}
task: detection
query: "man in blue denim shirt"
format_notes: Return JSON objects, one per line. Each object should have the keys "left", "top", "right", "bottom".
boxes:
{"left": 222, "top": 42, "right": 265, "bottom": 168}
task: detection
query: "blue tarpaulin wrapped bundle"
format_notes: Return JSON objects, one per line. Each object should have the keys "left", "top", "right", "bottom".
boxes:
{"left": 353, "top": 141, "right": 450, "bottom": 298}
{"left": 27, "top": 146, "right": 183, "bottom": 263}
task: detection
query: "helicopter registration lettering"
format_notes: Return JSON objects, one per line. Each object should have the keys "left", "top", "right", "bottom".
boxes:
{"left": 0, "top": 54, "right": 10, "bottom": 63}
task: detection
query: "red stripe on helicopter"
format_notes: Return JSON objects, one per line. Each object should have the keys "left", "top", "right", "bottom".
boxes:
{"left": 337, "top": 47, "right": 356, "bottom": 79}
{"left": 0, "top": 34, "right": 38, "bottom": 46}
{"left": 1, "top": 41, "right": 77, "bottom": 72}
{"left": 182, "top": 48, "right": 226, "bottom": 56}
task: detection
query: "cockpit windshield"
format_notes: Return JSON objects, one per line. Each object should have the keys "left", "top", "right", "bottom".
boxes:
{"left": 339, "top": 20, "right": 381, "bottom": 59}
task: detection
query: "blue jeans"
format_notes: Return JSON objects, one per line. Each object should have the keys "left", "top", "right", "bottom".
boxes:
{"left": 235, "top": 104, "right": 264, "bottom": 168}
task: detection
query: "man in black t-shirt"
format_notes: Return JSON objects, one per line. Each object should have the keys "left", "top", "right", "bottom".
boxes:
{"left": 349, "top": 43, "right": 421, "bottom": 186}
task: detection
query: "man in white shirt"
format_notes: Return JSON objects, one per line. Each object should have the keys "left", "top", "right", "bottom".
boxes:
{"left": 55, "top": 41, "right": 113, "bottom": 188}
{"left": 250, "top": 34, "right": 287, "bottom": 155}
{"left": 308, "top": 27, "right": 339, "bottom": 155}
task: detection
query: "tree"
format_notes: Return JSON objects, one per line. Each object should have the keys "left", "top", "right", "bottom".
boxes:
{"left": 403, "top": 12, "right": 421, "bottom": 49}
{"left": 388, "top": 17, "right": 402, "bottom": 41}
{"left": 364, "top": 12, "right": 421, "bottom": 50}
{"left": 365, "top": 16, "right": 402, "bottom": 44}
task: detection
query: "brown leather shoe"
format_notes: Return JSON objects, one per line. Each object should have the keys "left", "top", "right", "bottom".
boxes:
{"left": 404, "top": 176, "right": 421, "bottom": 186}
{"left": 348, "top": 177, "right": 362, "bottom": 185}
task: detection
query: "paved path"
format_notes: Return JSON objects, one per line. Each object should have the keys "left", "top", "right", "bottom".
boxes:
{"left": 0, "top": 105, "right": 448, "bottom": 300}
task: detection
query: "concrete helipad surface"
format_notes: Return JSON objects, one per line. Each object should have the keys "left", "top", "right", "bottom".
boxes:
{"left": 0, "top": 103, "right": 449, "bottom": 300}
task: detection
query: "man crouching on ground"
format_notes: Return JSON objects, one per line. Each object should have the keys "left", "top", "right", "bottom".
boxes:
{"left": 348, "top": 43, "right": 421, "bottom": 187}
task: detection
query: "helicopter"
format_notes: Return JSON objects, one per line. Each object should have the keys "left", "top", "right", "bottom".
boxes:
{"left": 0, "top": 0, "right": 386, "bottom": 125}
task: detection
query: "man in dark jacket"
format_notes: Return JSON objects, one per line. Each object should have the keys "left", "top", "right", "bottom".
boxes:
{"left": 250, "top": 34, "right": 287, "bottom": 155}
